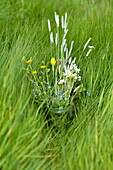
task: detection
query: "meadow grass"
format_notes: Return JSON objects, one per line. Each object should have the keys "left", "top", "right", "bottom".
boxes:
{"left": 0, "top": 0, "right": 113, "bottom": 169}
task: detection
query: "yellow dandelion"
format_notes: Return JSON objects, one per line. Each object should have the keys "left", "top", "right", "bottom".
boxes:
{"left": 32, "top": 70, "right": 37, "bottom": 74}
{"left": 22, "top": 56, "right": 25, "bottom": 61}
{"left": 50, "top": 58, "right": 56, "bottom": 66}
{"left": 40, "top": 65, "right": 46, "bottom": 68}
{"left": 25, "top": 59, "right": 32, "bottom": 63}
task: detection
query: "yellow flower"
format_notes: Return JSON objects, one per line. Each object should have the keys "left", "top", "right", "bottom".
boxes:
{"left": 32, "top": 70, "right": 37, "bottom": 74}
{"left": 50, "top": 58, "right": 56, "bottom": 66}
{"left": 47, "top": 69, "right": 50, "bottom": 72}
{"left": 40, "top": 65, "right": 46, "bottom": 68}
{"left": 22, "top": 56, "right": 25, "bottom": 61}
{"left": 25, "top": 59, "right": 32, "bottom": 63}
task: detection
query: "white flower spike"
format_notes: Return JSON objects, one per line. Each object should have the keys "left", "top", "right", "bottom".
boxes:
{"left": 54, "top": 12, "right": 59, "bottom": 27}
{"left": 86, "top": 49, "right": 92, "bottom": 56}
{"left": 83, "top": 37, "right": 91, "bottom": 50}
{"left": 50, "top": 32, "right": 54, "bottom": 43}
{"left": 48, "top": 19, "right": 51, "bottom": 32}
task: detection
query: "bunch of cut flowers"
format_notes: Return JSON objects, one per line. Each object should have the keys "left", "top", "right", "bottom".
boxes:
{"left": 22, "top": 12, "right": 94, "bottom": 125}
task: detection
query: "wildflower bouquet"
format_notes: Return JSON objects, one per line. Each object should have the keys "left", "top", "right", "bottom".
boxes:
{"left": 22, "top": 13, "right": 94, "bottom": 126}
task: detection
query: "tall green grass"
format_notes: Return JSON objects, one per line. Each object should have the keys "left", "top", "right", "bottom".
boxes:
{"left": 0, "top": 0, "right": 113, "bottom": 169}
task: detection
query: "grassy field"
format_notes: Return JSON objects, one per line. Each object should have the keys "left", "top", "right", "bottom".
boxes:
{"left": 0, "top": 0, "right": 113, "bottom": 169}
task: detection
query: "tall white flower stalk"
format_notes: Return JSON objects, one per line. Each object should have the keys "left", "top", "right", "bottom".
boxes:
{"left": 48, "top": 12, "right": 69, "bottom": 60}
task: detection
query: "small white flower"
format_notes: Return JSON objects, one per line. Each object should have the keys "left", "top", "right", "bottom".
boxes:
{"left": 69, "top": 63, "right": 76, "bottom": 70}
{"left": 71, "top": 64, "right": 78, "bottom": 72}
{"left": 78, "top": 76, "right": 81, "bottom": 81}
{"left": 75, "top": 68, "right": 80, "bottom": 73}
{"left": 72, "top": 73, "right": 77, "bottom": 77}
{"left": 63, "top": 70, "right": 73, "bottom": 77}
{"left": 63, "top": 70, "right": 74, "bottom": 77}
